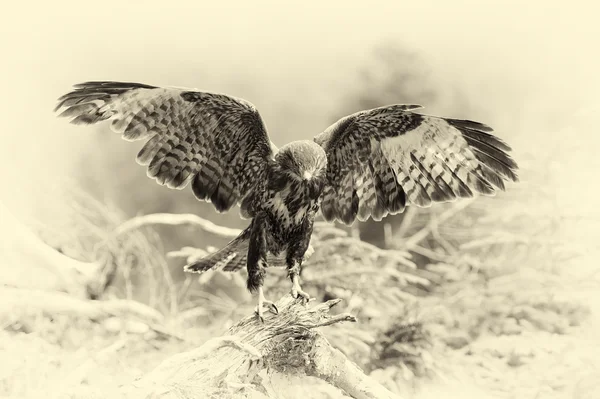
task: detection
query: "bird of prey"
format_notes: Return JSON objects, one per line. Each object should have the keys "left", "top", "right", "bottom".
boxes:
{"left": 55, "top": 81, "right": 519, "bottom": 320}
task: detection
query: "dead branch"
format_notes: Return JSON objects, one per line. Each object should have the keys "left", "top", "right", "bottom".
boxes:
{"left": 126, "top": 295, "right": 403, "bottom": 399}
{"left": 402, "top": 199, "right": 475, "bottom": 250}
{"left": 321, "top": 237, "right": 416, "bottom": 269}
{"left": 114, "top": 213, "right": 242, "bottom": 238}
{"left": 395, "top": 206, "right": 418, "bottom": 239}
{"left": 0, "top": 202, "right": 102, "bottom": 298}
{"left": 0, "top": 286, "right": 191, "bottom": 343}
{"left": 0, "top": 287, "right": 157, "bottom": 320}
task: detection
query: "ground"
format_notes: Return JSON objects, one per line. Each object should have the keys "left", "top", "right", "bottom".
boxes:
{"left": 2, "top": 264, "right": 597, "bottom": 399}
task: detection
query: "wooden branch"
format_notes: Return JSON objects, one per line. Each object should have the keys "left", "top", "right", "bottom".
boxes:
{"left": 114, "top": 213, "right": 242, "bottom": 238}
{"left": 402, "top": 199, "right": 475, "bottom": 250}
{"left": 0, "top": 286, "right": 190, "bottom": 341}
{"left": 0, "top": 202, "right": 102, "bottom": 297}
{"left": 127, "top": 295, "right": 403, "bottom": 399}
{"left": 395, "top": 206, "right": 417, "bottom": 239}
{"left": 321, "top": 237, "right": 416, "bottom": 269}
{"left": 0, "top": 286, "right": 158, "bottom": 319}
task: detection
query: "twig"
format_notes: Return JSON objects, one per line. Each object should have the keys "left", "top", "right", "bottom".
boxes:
{"left": 312, "top": 313, "right": 357, "bottom": 328}
{"left": 383, "top": 223, "right": 393, "bottom": 248}
{"left": 459, "top": 233, "right": 562, "bottom": 250}
{"left": 395, "top": 206, "right": 417, "bottom": 239}
{"left": 430, "top": 211, "right": 458, "bottom": 255}
{"left": 114, "top": 213, "right": 241, "bottom": 238}
{"left": 157, "top": 256, "right": 178, "bottom": 317}
{"left": 402, "top": 199, "right": 475, "bottom": 250}
{"left": 99, "top": 298, "right": 164, "bottom": 323}
{"left": 147, "top": 323, "right": 187, "bottom": 341}
{"left": 319, "top": 237, "right": 416, "bottom": 269}
{"left": 408, "top": 245, "right": 450, "bottom": 262}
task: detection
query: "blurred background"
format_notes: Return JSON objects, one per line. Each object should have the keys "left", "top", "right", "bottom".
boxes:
{"left": 1, "top": 1, "right": 599, "bottom": 398}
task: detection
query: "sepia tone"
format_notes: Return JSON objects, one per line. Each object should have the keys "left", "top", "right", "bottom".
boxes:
{"left": 1, "top": 1, "right": 599, "bottom": 398}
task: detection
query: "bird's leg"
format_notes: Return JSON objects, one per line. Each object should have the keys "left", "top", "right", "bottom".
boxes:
{"left": 247, "top": 213, "right": 277, "bottom": 322}
{"left": 291, "top": 271, "right": 310, "bottom": 303}
{"left": 250, "top": 259, "right": 278, "bottom": 323}
{"left": 287, "top": 261, "right": 311, "bottom": 304}
{"left": 255, "top": 284, "right": 278, "bottom": 322}
{"left": 286, "top": 217, "right": 313, "bottom": 304}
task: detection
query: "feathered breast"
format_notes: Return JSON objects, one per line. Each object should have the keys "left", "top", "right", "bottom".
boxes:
{"left": 262, "top": 172, "right": 322, "bottom": 231}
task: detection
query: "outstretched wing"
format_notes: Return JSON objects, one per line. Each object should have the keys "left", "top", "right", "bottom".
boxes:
{"left": 55, "top": 81, "right": 274, "bottom": 214}
{"left": 314, "top": 105, "right": 519, "bottom": 225}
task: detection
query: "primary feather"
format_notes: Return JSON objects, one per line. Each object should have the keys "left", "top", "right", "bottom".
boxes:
{"left": 315, "top": 104, "right": 519, "bottom": 225}
{"left": 56, "top": 81, "right": 273, "bottom": 215}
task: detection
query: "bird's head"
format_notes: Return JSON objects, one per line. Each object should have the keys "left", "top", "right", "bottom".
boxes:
{"left": 275, "top": 140, "right": 328, "bottom": 183}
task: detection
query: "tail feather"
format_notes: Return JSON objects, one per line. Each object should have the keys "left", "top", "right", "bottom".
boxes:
{"left": 183, "top": 228, "right": 315, "bottom": 274}
{"left": 184, "top": 229, "right": 250, "bottom": 273}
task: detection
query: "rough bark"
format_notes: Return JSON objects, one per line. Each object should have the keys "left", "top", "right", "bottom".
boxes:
{"left": 127, "top": 295, "right": 402, "bottom": 399}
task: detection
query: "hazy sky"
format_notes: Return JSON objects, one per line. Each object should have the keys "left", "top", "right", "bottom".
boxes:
{"left": 1, "top": 0, "right": 598, "bottom": 213}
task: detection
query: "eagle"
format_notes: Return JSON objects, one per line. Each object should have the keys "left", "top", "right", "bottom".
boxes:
{"left": 55, "top": 81, "right": 519, "bottom": 320}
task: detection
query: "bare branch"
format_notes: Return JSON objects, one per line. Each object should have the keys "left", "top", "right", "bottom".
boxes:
{"left": 114, "top": 213, "right": 242, "bottom": 238}
{"left": 402, "top": 199, "right": 475, "bottom": 250}
{"left": 1, "top": 287, "right": 161, "bottom": 324}
{"left": 1, "top": 202, "right": 102, "bottom": 297}
{"left": 395, "top": 206, "right": 417, "bottom": 239}
{"left": 308, "top": 335, "right": 401, "bottom": 399}
{"left": 322, "top": 237, "right": 416, "bottom": 269}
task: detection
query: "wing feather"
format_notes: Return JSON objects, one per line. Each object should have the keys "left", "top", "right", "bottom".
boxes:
{"left": 56, "top": 81, "right": 273, "bottom": 214}
{"left": 314, "top": 105, "right": 518, "bottom": 225}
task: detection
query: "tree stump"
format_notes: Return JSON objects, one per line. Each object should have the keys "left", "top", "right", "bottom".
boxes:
{"left": 127, "top": 295, "right": 403, "bottom": 399}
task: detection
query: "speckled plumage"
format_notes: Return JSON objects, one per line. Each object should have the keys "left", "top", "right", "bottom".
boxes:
{"left": 56, "top": 82, "right": 519, "bottom": 297}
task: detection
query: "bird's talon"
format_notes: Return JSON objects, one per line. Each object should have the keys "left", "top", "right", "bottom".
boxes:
{"left": 268, "top": 303, "right": 278, "bottom": 315}
{"left": 299, "top": 293, "right": 311, "bottom": 305}
{"left": 255, "top": 287, "right": 276, "bottom": 322}
{"left": 254, "top": 307, "right": 265, "bottom": 323}
{"left": 291, "top": 286, "right": 311, "bottom": 304}
{"left": 290, "top": 273, "right": 310, "bottom": 303}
